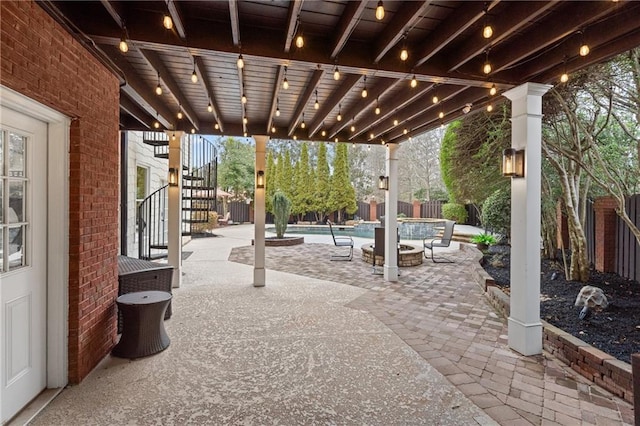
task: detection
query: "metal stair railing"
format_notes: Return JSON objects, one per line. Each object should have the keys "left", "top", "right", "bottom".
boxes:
{"left": 137, "top": 184, "right": 168, "bottom": 260}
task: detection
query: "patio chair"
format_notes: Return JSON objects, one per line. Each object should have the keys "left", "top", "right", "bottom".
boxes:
{"left": 327, "top": 220, "right": 354, "bottom": 261}
{"left": 218, "top": 211, "right": 231, "bottom": 226}
{"left": 423, "top": 220, "right": 455, "bottom": 263}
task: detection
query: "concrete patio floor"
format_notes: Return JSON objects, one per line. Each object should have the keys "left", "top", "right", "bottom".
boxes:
{"left": 29, "top": 224, "right": 633, "bottom": 425}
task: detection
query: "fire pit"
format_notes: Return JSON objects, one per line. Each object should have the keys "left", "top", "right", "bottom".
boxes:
{"left": 360, "top": 243, "right": 423, "bottom": 267}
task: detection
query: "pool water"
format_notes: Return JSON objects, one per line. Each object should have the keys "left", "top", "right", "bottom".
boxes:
{"left": 267, "top": 221, "right": 441, "bottom": 240}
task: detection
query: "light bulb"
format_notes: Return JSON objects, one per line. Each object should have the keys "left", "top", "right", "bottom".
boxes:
{"left": 163, "top": 15, "right": 173, "bottom": 30}
{"left": 403, "top": 128, "right": 408, "bottom": 135}
{"left": 153, "top": 121, "right": 160, "bottom": 129}
{"left": 560, "top": 72, "right": 569, "bottom": 83}
{"left": 119, "top": 38, "right": 128, "bottom": 53}
{"left": 337, "top": 113, "right": 342, "bottom": 122}
{"left": 352, "top": 143, "right": 356, "bottom": 148}
{"left": 301, "top": 121, "right": 306, "bottom": 129}
{"left": 579, "top": 43, "right": 590, "bottom": 56}
{"left": 214, "top": 123, "right": 219, "bottom": 130}
{"left": 432, "top": 95, "right": 439, "bottom": 104}
{"left": 271, "top": 126, "right": 276, "bottom": 133}
{"left": 155, "top": 84, "right": 162, "bottom": 95}
{"left": 322, "top": 129, "right": 326, "bottom": 137}
{"left": 191, "top": 128, "right": 195, "bottom": 134}
{"left": 314, "top": 100, "right": 319, "bottom": 110}
{"left": 191, "top": 70, "right": 198, "bottom": 83}
{"left": 350, "top": 125, "right": 355, "bottom": 132}
{"left": 362, "top": 88, "right": 368, "bottom": 98}
{"left": 487, "top": 104, "right": 493, "bottom": 112}
{"left": 177, "top": 111, "right": 183, "bottom": 119}
{"left": 400, "top": 48, "right": 408, "bottom": 61}
{"left": 335, "top": 137, "right": 339, "bottom": 143}
{"left": 375, "top": 1, "right": 385, "bottom": 20}
{"left": 483, "top": 61, "right": 492, "bottom": 74}
{"left": 439, "top": 111, "right": 444, "bottom": 119}
{"left": 241, "top": 94, "right": 247, "bottom": 104}
{"left": 490, "top": 84, "right": 497, "bottom": 96}
{"left": 207, "top": 102, "right": 213, "bottom": 113}
{"left": 295, "top": 34, "right": 304, "bottom": 48}
{"left": 244, "top": 132, "right": 248, "bottom": 137}
{"left": 243, "top": 116, "right": 248, "bottom": 124}
{"left": 276, "top": 107, "right": 280, "bottom": 117}
{"left": 237, "top": 54, "right": 244, "bottom": 69}
{"left": 293, "top": 135, "right": 297, "bottom": 140}
{"left": 283, "top": 78, "right": 289, "bottom": 90}
{"left": 375, "top": 106, "right": 381, "bottom": 115}
{"left": 333, "top": 67, "right": 340, "bottom": 80}
{"left": 370, "top": 133, "right": 374, "bottom": 139}
{"left": 483, "top": 24, "right": 493, "bottom": 39}
{"left": 368, "top": 145, "right": 371, "bottom": 151}
{"left": 410, "top": 75, "right": 417, "bottom": 88}
{"left": 393, "top": 119, "right": 398, "bottom": 126}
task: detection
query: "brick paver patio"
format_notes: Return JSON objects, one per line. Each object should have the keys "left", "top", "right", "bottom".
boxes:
{"left": 230, "top": 243, "right": 634, "bottom": 425}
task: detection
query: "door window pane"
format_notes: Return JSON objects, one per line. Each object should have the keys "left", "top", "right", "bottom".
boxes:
{"left": 9, "top": 133, "right": 25, "bottom": 177}
{"left": 9, "top": 181, "right": 24, "bottom": 223}
{"left": 8, "top": 225, "right": 24, "bottom": 269}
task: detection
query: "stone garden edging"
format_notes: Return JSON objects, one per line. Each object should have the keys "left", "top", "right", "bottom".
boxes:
{"left": 463, "top": 244, "right": 634, "bottom": 404}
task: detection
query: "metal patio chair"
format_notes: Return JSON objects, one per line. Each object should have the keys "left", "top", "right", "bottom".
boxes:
{"left": 327, "top": 220, "right": 354, "bottom": 261}
{"left": 424, "top": 220, "right": 455, "bottom": 263}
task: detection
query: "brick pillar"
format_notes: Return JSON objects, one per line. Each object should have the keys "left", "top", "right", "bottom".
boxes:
{"left": 412, "top": 200, "right": 421, "bottom": 218}
{"left": 556, "top": 199, "right": 569, "bottom": 250}
{"left": 593, "top": 196, "right": 618, "bottom": 272}
{"left": 633, "top": 354, "right": 640, "bottom": 426}
{"left": 370, "top": 200, "right": 377, "bottom": 221}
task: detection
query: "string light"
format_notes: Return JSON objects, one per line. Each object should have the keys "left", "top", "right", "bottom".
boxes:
{"left": 432, "top": 94, "right": 439, "bottom": 104}
{"left": 322, "top": 129, "right": 326, "bottom": 137}
{"left": 490, "top": 84, "right": 497, "bottom": 96}
{"left": 487, "top": 104, "right": 493, "bottom": 112}
{"left": 276, "top": 98, "right": 280, "bottom": 117}
{"left": 283, "top": 66, "right": 289, "bottom": 90}
{"left": 375, "top": 1, "right": 385, "bottom": 20}
{"left": 271, "top": 126, "right": 276, "bottom": 133}
{"left": 368, "top": 145, "right": 371, "bottom": 151}
{"left": 207, "top": 101, "right": 213, "bottom": 113}
{"left": 314, "top": 90, "right": 319, "bottom": 110}
{"left": 243, "top": 116, "right": 248, "bottom": 124}
{"left": 410, "top": 75, "right": 417, "bottom": 88}
{"left": 153, "top": 121, "right": 160, "bottom": 129}
{"left": 214, "top": 123, "right": 219, "bottom": 130}
{"left": 335, "top": 137, "right": 339, "bottom": 143}
{"left": 119, "top": 34, "right": 129, "bottom": 53}
{"left": 403, "top": 128, "right": 408, "bottom": 135}
{"left": 191, "top": 128, "right": 195, "bottom": 134}
{"left": 337, "top": 104, "right": 342, "bottom": 121}
{"left": 560, "top": 72, "right": 569, "bottom": 83}
{"left": 352, "top": 142, "right": 356, "bottom": 148}
{"left": 579, "top": 30, "right": 590, "bottom": 56}
{"left": 483, "top": 51, "right": 492, "bottom": 75}
{"left": 177, "top": 109, "right": 183, "bottom": 120}
{"left": 163, "top": 15, "right": 173, "bottom": 30}
{"left": 393, "top": 118, "right": 398, "bottom": 126}
{"left": 400, "top": 47, "right": 408, "bottom": 61}
{"left": 191, "top": 60, "right": 198, "bottom": 83}
{"left": 237, "top": 54, "right": 244, "bottom": 69}
{"left": 244, "top": 132, "right": 248, "bottom": 137}
{"left": 439, "top": 111, "right": 444, "bottom": 119}
{"left": 241, "top": 93, "right": 247, "bottom": 104}
{"left": 295, "top": 34, "right": 304, "bottom": 49}
{"left": 333, "top": 66, "right": 340, "bottom": 80}
{"left": 361, "top": 76, "right": 368, "bottom": 98}
{"left": 293, "top": 135, "right": 298, "bottom": 140}
{"left": 155, "top": 73, "right": 162, "bottom": 95}
{"left": 375, "top": 97, "right": 381, "bottom": 115}
{"left": 300, "top": 113, "right": 306, "bottom": 129}
{"left": 370, "top": 133, "right": 374, "bottom": 139}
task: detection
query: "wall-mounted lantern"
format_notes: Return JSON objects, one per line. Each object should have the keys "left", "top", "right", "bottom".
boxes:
{"left": 502, "top": 148, "right": 525, "bottom": 178}
{"left": 168, "top": 167, "right": 179, "bottom": 186}
{"left": 256, "top": 170, "right": 265, "bottom": 188}
{"left": 378, "top": 175, "right": 389, "bottom": 190}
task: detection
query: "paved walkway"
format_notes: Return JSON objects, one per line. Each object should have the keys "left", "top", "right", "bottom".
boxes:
{"left": 29, "top": 225, "right": 633, "bottom": 425}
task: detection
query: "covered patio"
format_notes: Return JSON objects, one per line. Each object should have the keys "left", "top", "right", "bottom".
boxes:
{"left": 26, "top": 225, "right": 633, "bottom": 425}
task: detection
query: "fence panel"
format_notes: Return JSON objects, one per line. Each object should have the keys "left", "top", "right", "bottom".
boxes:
{"left": 585, "top": 199, "right": 596, "bottom": 266}
{"left": 356, "top": 201, "right": 370, "bottom": 221}
{"left": 616, "top": 194, "right": 640, "bottom": 282}
{"left": 229, "top": 201, "right": 250, "bottom": 223}
{"left": 398, "top": 201, "right": 413, "bottom": 217}
{"left": 376, "top": 202, "right": 385, "bottom": 220}
{"left": 420, "top": 201, "right": 443, "bottom": 219}
{"left": 465, "top": 204, "right": 481, "bottom": 226}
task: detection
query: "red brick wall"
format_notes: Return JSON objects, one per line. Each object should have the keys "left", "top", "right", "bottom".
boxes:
{"left": 593, "top": 197, "right": 618, "bottom": 273}
{"left": 1, "top": 1, "right": 120, "bottom": 383}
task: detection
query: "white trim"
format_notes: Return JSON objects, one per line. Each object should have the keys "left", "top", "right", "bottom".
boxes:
{"left": 0, "top": 86, "right": 70, "bottom": 389}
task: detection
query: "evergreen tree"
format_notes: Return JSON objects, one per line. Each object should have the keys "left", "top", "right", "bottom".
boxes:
{"left": 281, "top": 150, "right": 294, "bottom": 200}
{"left": 329, "top": 143, "right": 357, "bottom": 222}
{"left": 292, "top": 143, "right": 313, "bottom": 220}
{"left": 313, "top": 143, "right": 331, "bottom": 222}
{"left": 265, "top": 150, "right": 276, "bottom": 213}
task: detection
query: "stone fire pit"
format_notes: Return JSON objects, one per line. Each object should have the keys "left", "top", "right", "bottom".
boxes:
{"left": 360, "top": 243, "right": 423, "bottom": 267}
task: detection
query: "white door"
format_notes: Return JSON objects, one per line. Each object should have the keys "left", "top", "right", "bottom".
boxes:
{"left": 0, "top": 106, "right": 47, "bottom": 424}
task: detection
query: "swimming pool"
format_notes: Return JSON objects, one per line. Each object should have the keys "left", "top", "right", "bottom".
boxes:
{"left": 266, "top": 220, "right": 442, "bottom": 240}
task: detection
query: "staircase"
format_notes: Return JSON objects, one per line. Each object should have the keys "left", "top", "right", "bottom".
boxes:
{"left": 138, "top": 132, "right": 218, "bottom": 260}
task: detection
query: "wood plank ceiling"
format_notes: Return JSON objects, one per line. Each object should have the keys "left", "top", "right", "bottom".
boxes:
{"left": 40, "top": 0, "right": 640, "bottom": 145}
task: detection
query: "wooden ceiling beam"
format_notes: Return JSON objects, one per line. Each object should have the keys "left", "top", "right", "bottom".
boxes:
{"left": 266, "top": 65, "right": 285, "bottom": 134}
{"left": 120, "top": 93, "right": 153, "bottom": 129}
{"left": 194, "top": 56, "right": 224, "bottom": 133}
{"left": 139, "top": 48, "right": 200, "bottom": 131}
{"left": 487, "top": 1, "right": 631, "bottom": 75}
{"left": 330, "top": 0, "right": 367, "bottom": 60}
{"left": 99, "top": 0, "right": 124, "bottom": 27}
{"left": 328, "top": 77, "right": 399, "bottom": 138}
{"left": 446, "top": 1, "right": 556, "bottom": 72}
{"left": 287, "top": 68, "right": 324, "bottom": 136}
{"left": 308, "top": 73, "right": 362, "bottom": 137}
{"left": 284, "top": 0, "right": 304, "bottom": 53}
{"left": 349, "top": 83, "right": 433, "bottom": 140}
{"left": 368, "top": 85, "right": 468, "bottom": 139}
{"left": 101, "top": 45, "right": 173, "bottom": 128}
{"left": 412, "top": 1, "right": 499, "bottom": 68}
{"left": 373, "top": 1, "right": 433, "bottom": 64}
{"left": 229, "top": 0, "right": 240, "bottom": 47}
{"left": 166, "top": 0, "right": 187, "bottom": 40}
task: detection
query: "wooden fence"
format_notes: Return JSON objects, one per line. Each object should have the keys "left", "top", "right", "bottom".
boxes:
{"left": 420, "top": 201, "right": 443, "bottom": 219}
{"left": 228, "top": 201, "right": 250, "bottom": 223}
{"left": 585, "top": 199, "right": 596, "bottom": 266}
{"left": 356, "top": 201, "right": 370, "bottom": 220}
{"left": 616, "top": 194, "right": 640, "bottom": 282}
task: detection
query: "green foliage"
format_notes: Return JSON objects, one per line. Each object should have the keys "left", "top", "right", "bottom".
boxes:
{"left": 292, "top": 143, "right": 314, "bottom": 216}
{"left": 470, "top": 233, "right": 497, "bottom": 245}
{"left": 313, "top": 143, "right": 331, "bottom": 221}
{"left": 329, "top": 143, "right": 357, "bottom": 222}
{"left": 429, "top": 187, "right": 449, "bottom": 201}
{"left": 440, "top": 121, "right": 461, "bottom": 201}
{"left": 442, "top": 203, "right": 468, "bottom": 223}
{"left": 265, "top": 151, "right": 276, "bottom": 213}
{"left": 481, "top": 188, "right": 511, "bottom": 238}
{"left": 217, "top": 137, "right": 255, "bottom": 198}
{"left": 280, "top": 150, "right": 294, "bottom": 200}
{"left": 273, "top": 190, "right": 291, "bottom": 238}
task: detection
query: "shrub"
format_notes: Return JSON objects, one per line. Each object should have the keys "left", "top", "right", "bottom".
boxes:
{"left": 470, "top": 233, "right": 497, "bottom": 245}
{"left": 481, "top": 188, "right": 511, "bottom": 238}
{"left": 273, "top": 190, "right": 292, "bottom": 238}
{"left": 442, "top": 203, "right": 468, "bottom": 224}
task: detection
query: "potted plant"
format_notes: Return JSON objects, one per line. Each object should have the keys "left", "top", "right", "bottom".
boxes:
{"left": 470, "top": 233, "right": 497, "bottom": 251}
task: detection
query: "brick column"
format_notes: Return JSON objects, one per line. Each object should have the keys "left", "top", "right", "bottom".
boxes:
{"left": 412, "top": 200, "right": 421, "bottom": 218}
{"left": 556, "top": 199, "right": 569, "bottom": 249}
{"left": 593, "top": 197, "right": 617, "bottom": 272}
{"left": 370, "top": 200, "right": 377, "bottom": 221}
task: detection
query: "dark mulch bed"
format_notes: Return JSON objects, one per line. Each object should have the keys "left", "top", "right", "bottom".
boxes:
{"left": 482, "top": 245, "right": 640, "bottom": 363}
